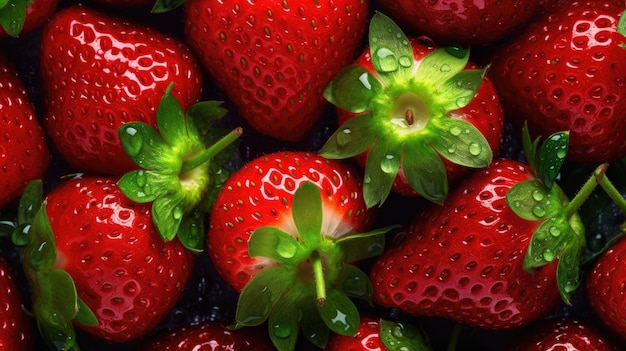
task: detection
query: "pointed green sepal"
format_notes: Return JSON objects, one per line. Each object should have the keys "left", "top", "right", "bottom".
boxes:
{"left": 416, "top": 46, "right": 470, "bottom": 89}
{"left": 0, "top": 0, "right": 28, "bottom": 37}
{"left": 403, "top": 138, "right": 448, "bottom": 204}
{"left": 336, "top": 224, "right": 396, "bottom": 261}
{"left": 293, "top": 182, "right": 323, "bottom": 246}
{"left": 300, "top": 297, "right": 330, "bottom": 349}
{"left": 268, "top": 288, "right": 303, "bottom": 351}
{"left": 235, "top": 267, "right": 295, "bottom": 327}
{"left": 363, "top": 136, "right": 401, "bottom": 208}
{"left": 507, "top": 180, "right": 561, "bottom": 221}
{"left": 319, "top": 113, "right": 378, "bottom": 159}
{"left": 335, "top": 264, "right": 374, "bottom": 303}
{"left": 437, "top": 67, "right": 487, "bottom": 111}
{"left": 316, "top": 288, "right": 359, "bottom": 336}
{"left": 323, "top": 66, "right": 382, "bottom": 113}
{"left": 151, "top": 0, "right": 187, "bottom": 13}
{"left": 537, "top": 131, "right": 569, "bottom": 189}
{"left": 248, "top": 226, "right": 307, "bottom": 266}
{"left": 17, "top": 179, "right": 43, "bottom": 225}
{"left": 379, "top": 319, "right": 431, "bottom": 351}
{"left": 430, "top": 118, "right": 492, "bottom": 168}
{"left": 368, "top": 12, "right": 414, "bottom": 76}
{"left": 177, "top": 209, "right": 205, "bottom": 252}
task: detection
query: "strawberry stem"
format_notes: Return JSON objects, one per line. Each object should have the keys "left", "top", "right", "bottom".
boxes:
{"left": 180, "top": 127, "right": 242, "bottom": 174}
{"left": 564, "top": 163, "right": 607, "bottom": 219}
{"left": 596, "top": 165, "right": 626, "bottom": 215}
{"left": 311, "top": 250, "right": 327, "bottom": 306}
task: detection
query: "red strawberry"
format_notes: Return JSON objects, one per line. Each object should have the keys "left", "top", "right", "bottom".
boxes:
{"left": 0, "top": 0, "right": 58, "bottom": 38}
{"left": 40, "top": 4, "right": 203, "bottom": 175}
{"left": 12, "top": 177, "right": 195, "bottom": 348}
{"left": 507, "top": 318, "right": 619, "bottom": 350}
{"left": 370, "top": 128, "right": 590, "bottom": 329}
{"left": 0, "top": 256, "right": 35, "bottom": 351}
{"left": 325, "top": 316, "right": 431, "bottom": 351}
{"left": 141, "top": 321, "right": 276, "bottom": 350}
{"left": 585, "top": 234, "right": 626, "bottom": 341}
{"left": 183, "top": 0, "right": 369, "bottom": 142}
{"left": 321, "top": 13, "right": 503, "bottom": 207}
{"left": 208, "top": 151, "right": 397, "bottom": 350}
{"left": 375, "top": 0, "right": 558, "bottom": 46}
{"left": 489, "top": 0, "right": 626, "bottom": 164}
{"left": 0, "top": 53, "right": 50, "bottom": 209}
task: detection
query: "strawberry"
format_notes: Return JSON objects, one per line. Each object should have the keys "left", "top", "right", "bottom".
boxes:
{"left": 207, "top": 151, "right": 398, "bottom": 350}
{"left": 489, "top": 1, "right": 626, "bottom": 164}
{"left": 12, "top": 177, "right": 195, "bottom": 348}
{"left": 183, "top": 0, "right": 369, "bottom": 142}
{"left": 40, "top": 4, "right": 203, "bottom": 175}
{"left": 585, "top": 234, "right": 626, "bottom": 341}
{"left": 0, "top": 52, "right": 50, "bottom": 209}
{"left": 320, "top": 13, "right": 503, "bottom": 207}
{"left": 375, "top": 0, "right": 558, "bottom": 46}
{"left": 507, "top": 318, "right": 619, "bottom": 350}
{"left": 140, "top": 321, "right": 275, "bottom": 350}
{"left": 370, "top": 128, "right": 591, "bottom": 329}
{"left": 0, "top": 0, "right": 58, "bottom": 38}
{"left": 0, "top": 256, "right": 35, "bottom": 350}
{"left": 325, "top": 316, "right": 431, "bottom": 351}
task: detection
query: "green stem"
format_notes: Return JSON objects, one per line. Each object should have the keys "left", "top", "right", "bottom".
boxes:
{"left": 180, "top": 127, "right": 242, "bottom": 174}
{"left": 311, "top": 250, "right": 327, "bottom": 306}
{"left": 564, "top": 163, "right": 608, "bottom": 219}
{"left": 597, "top": 169, "right": 626, "bottom": 215}
{"left": 446, "top": 324, "right": 462, "bottom": 351}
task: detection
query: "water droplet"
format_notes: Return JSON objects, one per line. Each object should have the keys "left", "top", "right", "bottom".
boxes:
{"left": 143, "top": 184, "right": 152, "bottom": 196}
{"left": 276, "top": 241, "right": 298, "bottom": 259}
{"left": 136, "top": 171, "right": 147, "bottom": 187}
{"left": 557, "top": 148, "right": 567, "bottom": 159}
{"left": 123, "top": 127, "right": 142, "bottom": 156}
{"left": 398, "top": 56, "right": 412, "bottom": 68}
{"left": 380, "top": 154, "right": 398, "bottom": 174}
{"left": 445, "top": 45, "right": 468, "bottom": 59}
{"left": 364, "top": 175, "right": 372, "bottom": 184}
{"left": 358, "top": 72, "right": 372, "bottom": 90}
{"left": 173, "top": 207, "right": 183, "bottom": 220}
{"left": 447, "top": 145, "right": 456, "bottom": 154}
{"left": 337, "top": 128, "right": 352, "bottom": 146}
{"left": 532, "top": 205, "right": 546, "bottom": 218}
{"left": 450, "top": 126, "right": 462, "bottom": 136}
{"left": 371, "top": 37, "right": 378, "bottom": 43}
{"left": 543, "top": 249, "right": 555, "bottom": 261}
{"left": 468, "top": 143, "right": 482, "bottom": 156}
{"left": 272, "top": 323, "right": 292, "bottom": 339}
{"left": 375, "top": 48, "right": 399, "bottom": 72}
{"left": 456, "top": 97, "right": 470, "bottom": 107}
{"left": 532, "top": 189, "right": 545, "bottom": 201}
{"left": 564, "top": 281, "right": 578, "bottom": 293}
{"left": 549, "top": 226, "right": 561, "bottom": 237}
{"left": 440, "top": 64, "right": 451, "bottom": 72}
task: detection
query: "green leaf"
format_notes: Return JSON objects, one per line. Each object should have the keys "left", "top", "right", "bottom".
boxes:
{"left": 117, "top": 170, "right": 163, "bottom": 203}
{"left": 437, "top": 68, "right": 487, "bottom": 111}
{"left": 323, "top": 65, "right": 382, "bottom": 113}
{"left": 319, "top": 113, "right": 378, "bottom": 159}
{"left": 177, "top": 209, "right": 205, "bottom": 252}
{"left": 119, "top": 122, "right": 180, "bottom": 172}
{"left": 537, "top": 131, "right": 569, "bottom": 188}
{"left": 0, "top": 0, "right": 10, "bottom": 8}
{"left": 368, "top": 12, "right": 414, "bottom": 75}
{"left": 267, "top": 289, "right": 302, "bottom": 351}
{"left": 334, "top": 264, "right": 373, "bottom": 302}
{"left": 363, "top": 136, "right": 401, "bottom": 207}
{"left": 293, "top": 182, "right": 322, "bottom": 247}
{"left": 336, "top": 225, "right": 396, "bottom": 261}
{"left": 74, "top": 297, "right": 98, "bottom": 327}
{"left": 24, "top": 204, "right": 56, "bottom": 272}
{"left": 521, "top": 122, "right": 540, "bottom": 171}
{"left": 416, "top": 46, "right": 469, "bottom": 89}
{"left": 402, "top": 137, "right": 448, "bottom": 204}
{"left": 300, "top": 296, "right": 330, "bottom": 349}
{"left": 379, "top": 319, "right": 431, "bottom": 351}
{"left": 248, "top": 226, "right": 306, "bottom": 265}
{"left": 523, "top": 216, "right": 571, "bottom": 271}
{"left": 152, "top": 193, "right": 185, "bottom": 242}
{"left": 430, "top": 118, "right": 492, "bottom": 168}
{"left": 317, "top": 288, "right": 359, "bottom": 336}
{"left": 17, "top": 179, "right": 43, "bottom": 225}
{"left": 556, "top": 239, "right": 583, "bottom": 305}
{"left": 151, "top": 0, "right": 187, "bottom": 13}
{"left": 0, "top": 0, "right": 27, "bottom": 37}
{"left": 186, "top": 100, "right": 228, "bottom": 138}
{"left": 235, "top": 267, "right": 295, "bottom": 327}
{"left": 619, "top": 8, "right": 626, "bottom": 38}
{"left": 156, "top": 85, "right": 188, "bottom": 148}
{"left": 506, "top": 180, "right": 559, "bottom": 221}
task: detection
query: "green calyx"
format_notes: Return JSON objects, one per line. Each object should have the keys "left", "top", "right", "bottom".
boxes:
{"left": 231, "top": 182, "right": 398, "bottom": 351}
{"left": 321, "top": 12, "right": 491, "bottom": 208}
{"left": 118, "top": 83, "right": 241, "bottom": 252}
{"left": 151, "top": 0, "right": 187, "bottom": 13}
{"left": 379, "top": 319, "right": 431, "bottom": 351}
{"left": 0, "top": 0, "right": 29, "bottom": 37}
{"left": 11, "top": 180, "right": 98, "bottom": 351}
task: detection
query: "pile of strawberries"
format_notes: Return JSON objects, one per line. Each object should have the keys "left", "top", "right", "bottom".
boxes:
{"left": 1, "top": 0, "right": 626, "bottom": 350}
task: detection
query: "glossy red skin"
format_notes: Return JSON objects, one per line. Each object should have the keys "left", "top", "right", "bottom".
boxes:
{"left": 586, "top": 235, "right": 626, "bottom": 341}
{"left": 183, "top": 0, "right": 369, "bottom": 142}
{"left": 508, "top": 318, "right": 618, "bottom": 351}
{"left": 141, "top": 322, "right": 276, "bottom": 350}
{"left": 375, "top": 0, "right": 558, "bottom": 46}
{"left": 489, "top": 0, "right": 626, "bottom": 164}
{"left": 45, "top": 176, "right": 194, "bottom": 343}
{"left": 40, "top": 4, "right": 203, "bottom": 175}
{"left": 0, "top": 0, "right": 59, "bottom": 38}
{"left": 338, "top": 38, "right": 504, "bottom": 197}
{"left": 0, "top": 257, "right": 35, "bottom": 351}
{"left": 207, "top": 151, "right": 375, "bottom": 293}
{"left": 370, "top": 159, "right": 560, "bottom": 329}
{"left": 0, "top": 54, "right": 50, "bottom": 209}
{"left": 325, "top": 316, "right": 389, "bottom": 351}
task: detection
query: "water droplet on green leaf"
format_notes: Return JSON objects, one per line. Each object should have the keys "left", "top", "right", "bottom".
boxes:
{"left": 445, "top": 45, "right": 468, "bottom": 59}
{"left": 276, "top": 241, "right": 297, "bottom": 259}
{"left": 123, "top": 127, "right": 143, "bottom": 156}
{"left": 173, "top": 207, "right": 183, "bottom": 219}
{"left": 272, "top": 323, "right": 292, "bottom": 339}
{"left": 380, "top": 155, "right": 397, "bottom": 174}
{"left": 543, "top": 249, "right": 555, "bottom": 261}
{"left": 398, "top": 56, "right": 412, "bottom": 68}
{"left": 450, "top": 126, "right": 462, "bottom": 136}
{"left": 440, "top": 64, "right": 451, "bottom": 72}
{"left": 447, "top": 145, "right": 456, "bottom": 154}
{"left": 337, "top": 128, "right": 352, "bottom": 146}
{"left": 456, "top": 97, "right": 470, "bottom": 107}
{"left": 468, "top": 142, "right": 482, "bottom": 156}
{"left": 531, "top": 190, "right": 545, "bottom": 201}
{"left": 375, "top": 48, "right": 399, "bottom": 72}
{"left": 532, "top": 205, "right": 546, "bottom": 218}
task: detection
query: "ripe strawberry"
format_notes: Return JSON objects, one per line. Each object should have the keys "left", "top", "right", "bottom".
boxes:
{"left": 12, "top": 177, "right": 195, "bottom": 348}
{"left": 507, "top": 318, "right": 619, "bottom": 350}
{"left": 585, "top": 234, "right": 626, "bottom": 341}
{"left": 183, "top": 0, "right": 369, "bottom": 142}
{"left": 0, "top": 53, "right": 50, "bottom": 209}
{"left": 140, "top": 321, "right": 275, "bottom": 350}
{"left": 370, "top": 129, "right": 590, "bottom": 329}
{"left": 375, "top": 0, "right": 558, "bottom": 46}
{"left": 208, "top": 151, "right": 397, "bottom": 350}
{"left": 489, "top": 1, "right": 626, "bottom": 164}
{"left": 0, "top": 0, "right": 58, "bottom": 38}
{"left": 325, "top": 316, "right": 431, "bottom": 351}
{"left": 40, "top": 4, "right": 203, "bottom": 175}
{"left": 0, "top": 256, "right": 35, "bottom": 351}
{"left": 321, "top": 13, "right": 503, "bottom": 207}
